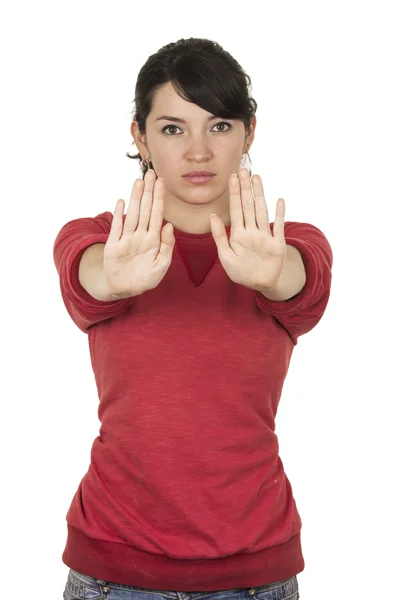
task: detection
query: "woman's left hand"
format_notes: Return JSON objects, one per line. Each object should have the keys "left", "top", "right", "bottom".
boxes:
{"left": 209, "top": 168, "right": 287, "bottom": 292}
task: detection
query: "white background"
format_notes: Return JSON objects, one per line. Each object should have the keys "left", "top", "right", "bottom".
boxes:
{"left": 1, "top": 1, "right": 396, "bottom": 598}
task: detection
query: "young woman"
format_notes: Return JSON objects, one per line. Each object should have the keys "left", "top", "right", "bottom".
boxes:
{"left": 55, "top": 37, "right": 333, "bottom": 600}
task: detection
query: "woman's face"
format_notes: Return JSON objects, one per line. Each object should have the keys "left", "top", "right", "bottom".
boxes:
{"left": 131, "top": 81, "right": 256, "bottom": 230}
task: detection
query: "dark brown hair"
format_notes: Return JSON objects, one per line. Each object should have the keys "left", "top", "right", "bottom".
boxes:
{"left": 126, "top": 37, "right": 257, "bottom": 177}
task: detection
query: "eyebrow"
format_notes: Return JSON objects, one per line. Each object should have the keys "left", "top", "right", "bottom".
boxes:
{"left": 155, "top": 115, "right": 221, "bottom": 123}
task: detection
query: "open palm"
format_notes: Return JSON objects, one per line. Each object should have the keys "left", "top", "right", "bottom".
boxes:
{"left": 209, "top": 168, "right": 287, "bottom": 292}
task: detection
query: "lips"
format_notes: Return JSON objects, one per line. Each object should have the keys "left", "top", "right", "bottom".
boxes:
{"left": 183, "top": 171, "right": 215, "bottom": 177}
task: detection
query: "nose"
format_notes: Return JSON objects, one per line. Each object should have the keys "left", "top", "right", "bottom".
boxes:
{"left": 185, "top": 136, "right": 213, "bottom": 162}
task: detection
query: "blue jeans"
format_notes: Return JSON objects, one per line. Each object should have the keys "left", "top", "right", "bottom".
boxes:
{"left": 63, "top": 568, "right": 300, "bottom": 599}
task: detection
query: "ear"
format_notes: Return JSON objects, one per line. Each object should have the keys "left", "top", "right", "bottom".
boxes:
{"left": 246, "top": 115, "right": 257, "bottom": 149}
{"left": 130, "top": 120, "right": 148, "bottom": 157}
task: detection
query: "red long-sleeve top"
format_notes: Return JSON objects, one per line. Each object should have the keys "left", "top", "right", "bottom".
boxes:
{"left": 53, "top": 212, "right": 333, "bottom": 591}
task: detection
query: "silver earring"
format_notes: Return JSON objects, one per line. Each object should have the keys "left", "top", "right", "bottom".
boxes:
{"left": 240, "top": 151, "right": 252, "bottom": 175}
{"left": 141, "top": 156, "right": 153, "bottom": 173}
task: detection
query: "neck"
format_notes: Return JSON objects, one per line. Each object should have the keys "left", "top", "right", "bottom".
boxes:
{"left": 163, "top": 192, "right": 231, "bottom": 234}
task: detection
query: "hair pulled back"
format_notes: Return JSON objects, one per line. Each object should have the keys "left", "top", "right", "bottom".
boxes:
{"left": 126, "top": 37, "right": 257, "bottom": 177}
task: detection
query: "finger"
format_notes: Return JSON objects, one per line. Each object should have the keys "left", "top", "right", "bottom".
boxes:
{"left": 123, "top": 178, "right": 145, "bottom": 233}
{"left": 251, "top": 175, "right": 270, "bottom": 232}
{"left": 229, "top": 173, "right": 244, "bottom": 230}
{"left": 148, "top": 177, "right": 165, "bottom": 233}
{"left": 273, "top": 198, "right": 286, "bottom": 241}
{"left": 239, "top": 168, "right": 256, "bottom": 228}
{"left": 137, "top": 169, "right": 157, "bottom": 231}
{"left": 108, "top": 198, "right": 125, "bottom": 244}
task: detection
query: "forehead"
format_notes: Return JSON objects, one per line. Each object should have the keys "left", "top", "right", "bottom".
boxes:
{"left": 150, "top": 81, "right": 213, "bottom": 120}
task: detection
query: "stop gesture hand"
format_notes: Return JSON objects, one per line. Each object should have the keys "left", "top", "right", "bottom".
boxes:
{"left": 209, "top": 168, "right": 287, "bottom": 293}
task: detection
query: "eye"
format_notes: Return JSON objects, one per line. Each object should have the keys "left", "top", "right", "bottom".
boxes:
{"left": 162, "top": 125, "right": 181, "bottom": 135}
{"left": 213, "top": 122, "right": 231, "bottom": 132}
{"left": 161, "top": 122, "right": 232, "bottom": 135}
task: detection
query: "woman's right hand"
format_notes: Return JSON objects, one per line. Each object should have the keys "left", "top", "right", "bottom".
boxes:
{"left": 103, "top": 169, "right": 176, "bottom": 299}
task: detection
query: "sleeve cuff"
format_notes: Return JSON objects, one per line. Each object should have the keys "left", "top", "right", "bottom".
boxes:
{"left": 255, "top": 237, "right": 317, "bottom": 316}
{"left": 65, "top": 234, "right": 136, "bottom": 312}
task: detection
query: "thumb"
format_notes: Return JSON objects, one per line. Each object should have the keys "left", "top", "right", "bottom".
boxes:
{"left": 209, "top": 213, "right": 220, "bottom": 234}
{"left": 209, "top": 214, "right": 230, "bottom": 252}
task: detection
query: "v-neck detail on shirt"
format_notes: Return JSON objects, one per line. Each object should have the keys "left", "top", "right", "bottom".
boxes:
{"left": 164, "top": 219, "right": 232, "bottom": 287}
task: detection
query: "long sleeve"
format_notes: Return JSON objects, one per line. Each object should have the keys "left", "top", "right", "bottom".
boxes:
{"left": 60, "top": 216, "right": 330, "bottom": 589}
{"left": 255, "top": 221, "right": 333, "bottom": 345}
{"left": 53, "top": 211, "right": 135, "bottom": 333}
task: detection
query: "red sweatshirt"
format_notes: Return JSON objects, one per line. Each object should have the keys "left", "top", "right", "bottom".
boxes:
{"left": 53, "top": 212, "right": 333, "bottom": 591}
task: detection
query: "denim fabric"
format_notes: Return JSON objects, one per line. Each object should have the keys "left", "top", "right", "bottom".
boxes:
{"left": 63, "top": 568, "right": 300, "bottom": 600}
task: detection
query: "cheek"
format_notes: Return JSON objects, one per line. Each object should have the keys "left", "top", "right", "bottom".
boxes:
{"left": 154, "top": 146, "right": 178, "bottom": 165}
{"left": 215, "top": 139, "right": 243, "bottom": 160}
{"left": 152, "top": 152, "right": 182, "bottom": 181}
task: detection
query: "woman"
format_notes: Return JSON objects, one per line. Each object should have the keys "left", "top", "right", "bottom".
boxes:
{"left": 55, "top": 37, "right": 333, "bottom": 599}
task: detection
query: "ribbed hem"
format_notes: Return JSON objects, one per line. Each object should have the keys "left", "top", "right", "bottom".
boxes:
{"left": 62, "top": 525, "right": 304, "bottom": 591}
